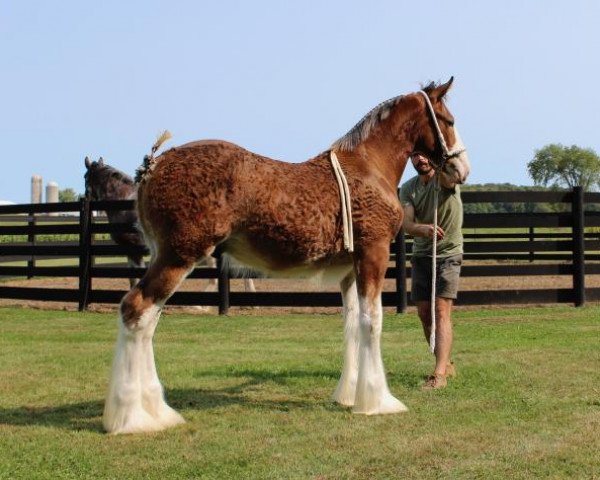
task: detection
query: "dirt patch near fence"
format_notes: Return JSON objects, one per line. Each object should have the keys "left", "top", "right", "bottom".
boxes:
{"left": 2, "top": 268, "right": 600, "bottom": 314}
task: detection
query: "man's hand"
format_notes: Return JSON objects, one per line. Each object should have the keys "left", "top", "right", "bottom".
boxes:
{"left": 419, "top": 224, "right": 445, "bottom": 240}
{"left": 402, "top": 204, "right": 445, "bottom": 240}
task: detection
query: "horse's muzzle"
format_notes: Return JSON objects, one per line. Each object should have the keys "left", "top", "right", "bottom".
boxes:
{"left": 442, "top": 154, "right": 470, "bottom": 185}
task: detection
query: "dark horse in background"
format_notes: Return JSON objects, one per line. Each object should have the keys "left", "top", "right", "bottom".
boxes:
{"left": 84, "top": 158, "right": 257, "bottom": 292}
{"left": 84, "top": 157, "right": 145, "bottom": 288}
{"left": 103, "top": 78, "right": 470, "bottom": 434}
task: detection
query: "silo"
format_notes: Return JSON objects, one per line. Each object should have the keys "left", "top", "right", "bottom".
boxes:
{"left": 31, "top": 175, "right": 43, "bottom": 204}
{"left": 46, "top": 181, "right": 59, "bottom": 215}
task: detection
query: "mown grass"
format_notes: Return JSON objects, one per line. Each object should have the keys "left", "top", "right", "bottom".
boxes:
{"left": 0, "top": 305, "right": 598, "bottom": 479}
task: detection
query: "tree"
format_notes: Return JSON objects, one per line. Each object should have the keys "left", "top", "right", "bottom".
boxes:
{"left": 527, "top": 144, "right": 600, "bottom": 191}
{"left": 58, "top": 188, "right": 80, "bottom": 202}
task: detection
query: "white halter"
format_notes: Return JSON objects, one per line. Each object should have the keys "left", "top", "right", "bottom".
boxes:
{"left": 418, "top": 91, "right": 466, "bottom": 167}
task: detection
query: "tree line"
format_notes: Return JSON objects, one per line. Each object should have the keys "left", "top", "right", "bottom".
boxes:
{"left": 463, "top": 144, "right": 600, "bottom": 213}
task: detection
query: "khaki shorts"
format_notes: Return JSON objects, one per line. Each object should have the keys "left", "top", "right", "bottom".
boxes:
{"left": 411, "top": 254, "right": 463, "bottom": 301}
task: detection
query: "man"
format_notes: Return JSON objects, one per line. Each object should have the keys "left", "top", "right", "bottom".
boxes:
{"left": 399, "top": 151, "right": 464, "bottom": 389}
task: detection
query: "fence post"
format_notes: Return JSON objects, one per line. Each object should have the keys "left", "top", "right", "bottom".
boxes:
{"left": 572, "top": 186, "right": 585, "bottom": 307}
{"left": 395, "top": 228, "right": 407, "bottom": 314}
{"left": 217, "top": 252, "right": 230, "bottom": 315}
{"left": 78, "top": 197, "right": 92, "bottom": 311}
{"left": 27, "top": 211, "right": 36, "bottom": 279}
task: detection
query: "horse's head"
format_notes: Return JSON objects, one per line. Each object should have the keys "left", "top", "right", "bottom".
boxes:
{"left": 84, "top": 156, "right": 136, "bottom": 202}
{"left": 84, "top": 156, "right": 105, "bottom": 200}
{"left": 412, "top": 77, "right": 470, "bottom": 185}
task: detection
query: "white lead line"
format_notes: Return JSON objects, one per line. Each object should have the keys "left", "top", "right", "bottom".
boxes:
{"left": 430, "top": 173, "right": 440, "bottom": 354}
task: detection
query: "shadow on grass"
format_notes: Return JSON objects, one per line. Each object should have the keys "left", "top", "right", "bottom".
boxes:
{"left": 193, "top": 365, "right": 424, "bottom": 390}
{"left": 167, "top": 387, "right": 327, "bottom": 413}
{"left": 0, "top": 389, "right": 340, "bottom": 433}
{"left": 0, "top": 400, "right": 105, "bottom": 433}
{"left": 0, "top": 367, "right": 423, "bottom": 432}
{"left": 194, "top": 365, "right": 337, "bottom": 385}
{"left": 0, "top": 370, "right": 342, "bottom": 432}
{"left": 167, "top": 366, "right": 352, "bottom": 412}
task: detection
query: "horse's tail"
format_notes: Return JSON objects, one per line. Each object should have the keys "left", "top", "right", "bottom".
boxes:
{"left": 135, "top": 130, "right": 172, "bottom": 183}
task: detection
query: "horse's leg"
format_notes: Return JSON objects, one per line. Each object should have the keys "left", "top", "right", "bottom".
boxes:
{"left": 244, "top": 278, "right": 256, "bottom": 293}
{"left": 203, "top": 256, "right": 218, "bottom": 292}
{"left": 127, "top": 254, "right": 145, "bottom": 288}
{"left": 353, "top": 243, "right": 407, "bottom": 415}
{"left": 103, "top": 253, "right": 194, "bottom": 434}
{"left": 184, "top": 256, "right": 217, "bottom": 313}
{"left": 332, "top": 271, "right": 360, "bottom": 406}
{"left": 202, "top": 255, "right": 255, "bottom": 292}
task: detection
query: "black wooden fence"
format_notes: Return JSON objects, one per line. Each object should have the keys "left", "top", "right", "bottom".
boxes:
{"left": 1, "top": 187, "right": 600, "bottom": 313}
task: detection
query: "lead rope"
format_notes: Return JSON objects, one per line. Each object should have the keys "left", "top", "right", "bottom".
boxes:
{"left": 330, "top": 150, "right": 354, "bottom": 252}
{"left": 429, "top": 173, "right": 440, "bottom": 353}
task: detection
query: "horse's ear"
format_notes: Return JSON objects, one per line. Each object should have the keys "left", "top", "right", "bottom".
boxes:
{"left": 85, "top": 156, "right": 91, "bottom": 169}
{"left": 98, "top": 157, "right": 104, "bottom": 166}
{"left": 431, "top": 76, "right": 454, "bottom": 101}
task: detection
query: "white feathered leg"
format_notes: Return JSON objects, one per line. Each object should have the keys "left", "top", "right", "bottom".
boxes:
{"left": 140, "top": 307, "right": 185, "bottom": 429}
{"left": 103, "top": 258, "right": 193, "bottom": 434}
{"left": 332, "top": 273, "right": 360, "bottom": 406}
{"left": 103, "top": 305, "right": 167, "bottom": 434}
{"left": 353, "top": 294, "right": 407, "bottom": 415}
{"left": 243, "top": 278, "right": 256, "bottom": 293}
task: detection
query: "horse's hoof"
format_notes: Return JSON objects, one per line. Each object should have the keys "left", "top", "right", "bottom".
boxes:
{"left": 103, "top": 407, "right": 166, "bottom": 435}
{"left": 155, "top": 405, "right": 186, "bottom": 429}
{"left": 332, "top": 385, "right": 357, "bottom": 407}
{"left": 352, "top": 393, "right": 408, "bottom": 415}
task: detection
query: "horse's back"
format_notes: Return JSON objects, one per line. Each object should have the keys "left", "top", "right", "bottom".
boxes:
{"left": 137, "top": 140, "right": 345, "bottom": 268}
{"left": 141, "top": 139, "right": 337, "bottom": 213}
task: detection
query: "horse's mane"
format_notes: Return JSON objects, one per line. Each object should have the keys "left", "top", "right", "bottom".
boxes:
{"left": 420, "top": 81, "right": 438, "bottom": 93}
{"left": 330, "top": 81, "right": 445, "bottom": 152}
{"left": 331, "top": 95, "right": 404, "bottom": 152}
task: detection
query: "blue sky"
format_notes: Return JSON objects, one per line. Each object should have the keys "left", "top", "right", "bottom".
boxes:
{"left": 1, "top": 0, "right": 598, "bottom": 203}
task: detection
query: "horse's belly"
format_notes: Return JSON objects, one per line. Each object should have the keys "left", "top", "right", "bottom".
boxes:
{"left": 221, "top": 233, "right": 352, "bottom": 282}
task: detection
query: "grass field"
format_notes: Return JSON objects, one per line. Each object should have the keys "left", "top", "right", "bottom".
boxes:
{"left": 0, "top": 305, "right": 598, "bottom": 479}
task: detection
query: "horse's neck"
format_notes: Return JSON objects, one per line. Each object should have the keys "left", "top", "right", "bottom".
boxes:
{"left": 107, "top": 208, "right": 138, "bottom": 224}
{"left": 353, "top": 103, "right": 420, "bottom": 188}
{"left": 349, "top": 136, "right": 413, "bottom": 190}
{"left": 101, "top": 177, "right": 136, "bottom": 201}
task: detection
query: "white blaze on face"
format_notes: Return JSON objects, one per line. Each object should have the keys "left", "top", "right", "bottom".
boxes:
{"left": 444, "top": 126, "right": 470, "bottom": 184}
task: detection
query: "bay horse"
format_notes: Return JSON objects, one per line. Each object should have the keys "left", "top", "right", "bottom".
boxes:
{"left": 103, "top": 78, "right": 470, "bottom": 434}
{"left": 84, "top": 158, "right": 255, "bottom": 294}
{"left": 84, "top": 157, "right": 145, "bottom": 288}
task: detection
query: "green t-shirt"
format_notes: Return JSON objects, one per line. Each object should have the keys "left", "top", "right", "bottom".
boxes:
{"left": 399, "top": 176, "right": 463, "bottom": 257}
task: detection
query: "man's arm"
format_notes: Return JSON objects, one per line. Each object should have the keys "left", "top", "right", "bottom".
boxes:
{"left": 402, "top": 203, "right": 445, "bottom": 239}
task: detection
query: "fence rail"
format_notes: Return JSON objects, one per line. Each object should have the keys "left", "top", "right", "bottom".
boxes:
{"left": 1, "top": 187, "right": 600, "bottom": 313}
